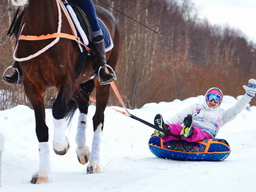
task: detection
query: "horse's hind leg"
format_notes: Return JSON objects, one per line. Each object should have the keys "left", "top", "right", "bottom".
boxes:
{"left": 23, "top": 83, "right": 50, "bottom": 184}
{"left": 75, "top": 112, "right": 90, "bottom": 165}
{"left": 87, "top": 82, "right": 110, "bottom": 174}
{"left": 75, "top": 80, "right": 95, "bottom": 165}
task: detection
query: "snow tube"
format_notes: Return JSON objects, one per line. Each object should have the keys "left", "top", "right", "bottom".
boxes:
{"left": 148, "top": 134, "right": 231, "bottom": 161}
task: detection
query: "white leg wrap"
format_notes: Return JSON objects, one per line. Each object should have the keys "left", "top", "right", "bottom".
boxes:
{"left": 53, "top": 118, "right": 66, "bottom": 144}
{"left": 89, "top": 130, "right": 102, "bottom": 163}
{"left": 39, "top": 142, "right": 51, "bottom": 174}
{"left": 0, "top": 152, "right": 2, "bottom": 187}
{"left": 75, "top": 113, "right": 87, "bottom": 148}
{"left": 0, "top": 133, "right": 4, "bottom": 187}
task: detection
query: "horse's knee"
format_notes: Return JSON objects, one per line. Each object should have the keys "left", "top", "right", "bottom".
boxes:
{"left": 52, "top": 98, "right": 67, "bottom": 119}
{"left": 93, "top": 114, "right": 104, "bottom": 132}
{"left": 36, "top": 127, "right": 49, "bottom": 142}
{"left": 79, "top": 79, "right": 95, "bottom": 101}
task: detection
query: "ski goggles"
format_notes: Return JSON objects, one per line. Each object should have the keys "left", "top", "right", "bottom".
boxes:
{"left": 206, "top": 93, "right": 222, "bottom": 103}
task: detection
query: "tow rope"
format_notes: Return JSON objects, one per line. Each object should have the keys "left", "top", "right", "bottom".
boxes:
{"left": 90, "top": 82, "right": 180, "bottom": 138}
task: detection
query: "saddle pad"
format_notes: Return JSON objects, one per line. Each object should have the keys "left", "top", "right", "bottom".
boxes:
{"left": 98, "top": 18, "right": 114, "bottom": 52}
{"left": 65, "top": 2, "right": 113, "bottom": 53}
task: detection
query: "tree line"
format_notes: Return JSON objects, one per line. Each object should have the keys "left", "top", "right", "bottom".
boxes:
{"left": 0, "top": 0, "right": 256, "bottom": 110}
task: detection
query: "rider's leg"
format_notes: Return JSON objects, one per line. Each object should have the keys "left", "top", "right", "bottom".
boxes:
{"left": 72, "top": 0, "right": 101, "bottom": 36}
{"left": 72, "top": 0, "right": 115, "bottom": 85}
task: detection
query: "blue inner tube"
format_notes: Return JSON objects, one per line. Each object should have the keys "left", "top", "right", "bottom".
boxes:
{"left": 148, "top": 134, "right": 231, "bottom": 161}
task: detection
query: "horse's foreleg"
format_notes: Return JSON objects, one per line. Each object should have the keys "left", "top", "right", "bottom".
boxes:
{"left": 23, "top": 83, "right": 50, "bottom": 184}
{"left": 87, "top": 84, "right": 110, "bottom": 174}
{"left": 52, "top": 89, "right": 68, "bottom": 120}
{"left": 31, "top": 142, "right": 50, "bottom": 184}
{"left": 52, "top": 86, "right": 73, "bottom": 155}
{"left": 52, "top": 118, "right": 69, "bottom": 155}
{"left": 87, "top": 130, "right": 102, "bottom": 174}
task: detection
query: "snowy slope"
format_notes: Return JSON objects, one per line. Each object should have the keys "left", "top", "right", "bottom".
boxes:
{"left": 0, "top": 95, "right": 256, "bottom": 192}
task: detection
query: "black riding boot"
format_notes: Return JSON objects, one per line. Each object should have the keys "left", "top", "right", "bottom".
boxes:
{"left": 3, "top": 61, "right": 23, "bottom": 85}
{"left": 91, "top": 36, "right": 116, "bottom": 85}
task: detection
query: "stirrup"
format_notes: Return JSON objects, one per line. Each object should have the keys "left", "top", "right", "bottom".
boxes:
{"left": 97, "top": 64, "right": 117, "bottom": 85}
{"left": 2, "top": 65, "right": 21, "bottom": 86}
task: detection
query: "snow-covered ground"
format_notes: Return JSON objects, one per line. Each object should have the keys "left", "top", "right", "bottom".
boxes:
{"left": 0, "top": 95, "right": 256, "bottom": 192}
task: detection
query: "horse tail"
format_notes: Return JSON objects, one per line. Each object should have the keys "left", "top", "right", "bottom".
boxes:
{"left": 65, "top": 99, "right": 78, "bottom": 126}
{"left": 64, "top": 79, "right": 95, "bottom": 126}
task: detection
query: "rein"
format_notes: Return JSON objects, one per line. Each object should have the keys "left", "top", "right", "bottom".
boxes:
{"left": 13, "top": 0, "right": 90, "bottom": 62}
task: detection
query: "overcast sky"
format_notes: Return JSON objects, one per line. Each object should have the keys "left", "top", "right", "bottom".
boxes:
{"left": 192, "top": 0, "right": 256, "bottom": 43}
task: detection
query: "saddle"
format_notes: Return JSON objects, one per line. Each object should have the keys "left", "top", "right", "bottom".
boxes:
{"left": 66, "top": 3, "right": 113, "bottom": 52}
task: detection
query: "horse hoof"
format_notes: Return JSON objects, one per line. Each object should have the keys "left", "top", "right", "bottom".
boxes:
{"left": 30, "top": 169, "right": 48, "bottom": 184}
{"left": 76, "top": 146, "right": 90, "bottom": 165}
{"left": 87, "top": 160, "right": 100, "bottom": 174}
{"left": 53, "top": 137, "right": 70, "bottom": 155}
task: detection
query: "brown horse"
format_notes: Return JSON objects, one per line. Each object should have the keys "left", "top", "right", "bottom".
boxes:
{"left": 11, "top": 0, "right": 120, "bottom": 184}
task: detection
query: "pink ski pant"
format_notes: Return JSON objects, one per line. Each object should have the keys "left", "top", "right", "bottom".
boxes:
{"left": 162, "top": 124, "right": 212, "bottom": 142}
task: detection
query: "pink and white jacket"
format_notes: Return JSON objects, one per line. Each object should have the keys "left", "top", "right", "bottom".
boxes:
{"left": 166, "top": 94, "right": 252, "bottom": 138}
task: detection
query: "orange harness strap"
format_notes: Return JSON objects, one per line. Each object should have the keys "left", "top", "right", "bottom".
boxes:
{"left": 89, "top": 81, "right": 130, "bottom": 115}
{"left": 109, "top": 82, "right": 130, "bottom": 115}
{"left": 19, "top": 33, "right": 90, "bottom": 52}
{"left": 57, "top": 0, "right": 77, "bottom": 35}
